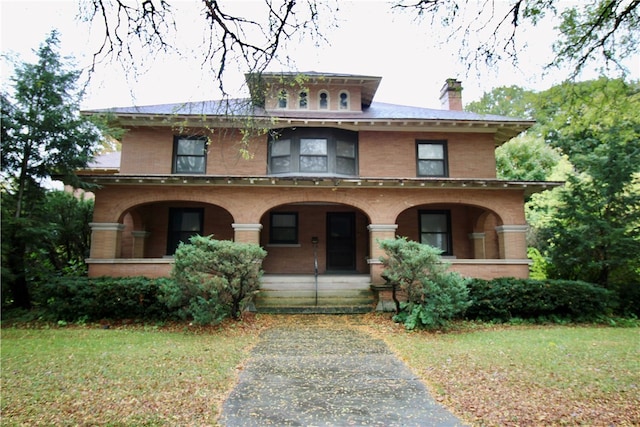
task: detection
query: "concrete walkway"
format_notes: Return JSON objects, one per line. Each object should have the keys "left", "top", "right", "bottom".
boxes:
{"left": 219, "top": 322, "right": 467, "bottom": 426}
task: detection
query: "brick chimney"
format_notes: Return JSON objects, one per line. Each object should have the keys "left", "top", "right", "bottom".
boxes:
{"left": 439, "top": 78, "right": 463, "bottom": 111}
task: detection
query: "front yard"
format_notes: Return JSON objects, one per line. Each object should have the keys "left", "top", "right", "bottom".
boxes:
{"left": 1, "top": 315, "right": 638, "bottom": 426}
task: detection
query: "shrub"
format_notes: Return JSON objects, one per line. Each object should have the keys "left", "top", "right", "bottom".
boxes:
{"left": 466, "top": 277, "right": 616, "bottom": 322}
{"left": 163, "top": 236, "right": 267, "bottom": 325}
{"left": 35, "top": 276, "right": 172, "bottom": 322}
{"left": 379, "top": 237, "right": 470, "bottom": 330}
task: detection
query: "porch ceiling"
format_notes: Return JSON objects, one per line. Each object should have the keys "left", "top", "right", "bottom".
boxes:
{"left": 83, "top": 174, "right": 562, "bottom": 197}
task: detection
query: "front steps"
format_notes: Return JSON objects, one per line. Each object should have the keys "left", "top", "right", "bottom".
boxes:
{"left": 255, "top": 274, "right": 375, "bottom": 314}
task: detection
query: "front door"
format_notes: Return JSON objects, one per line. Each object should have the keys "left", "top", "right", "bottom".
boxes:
{"left": 326, "top": 212, "right": 356, "bottom": 271}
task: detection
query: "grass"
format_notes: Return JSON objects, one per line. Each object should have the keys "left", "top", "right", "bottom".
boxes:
{"left": 1, "top": 323, "right": 258, "bottom": 426}
{"left": 1, "top": 316, "right": 639, "bottom": 426}
{"left": 379, "top": 323, "right": 640, "bottom": 426}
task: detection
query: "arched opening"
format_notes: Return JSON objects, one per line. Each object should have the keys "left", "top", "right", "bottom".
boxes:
{"left": 396, "top": 203, "right": 503, "bottom": 259}
{"left": 117, "top": 201, "right": 234, "bottom": 258}
{"left": 259, "top": 202, "right": 370, "bottom": 274}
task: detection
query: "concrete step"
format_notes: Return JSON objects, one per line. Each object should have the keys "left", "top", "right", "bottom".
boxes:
{"left": 256, "top": 274, "right": 374, "bottom": 314}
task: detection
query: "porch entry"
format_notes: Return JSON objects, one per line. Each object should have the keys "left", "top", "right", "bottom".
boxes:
{"left": 326, "top": 212, "right": 356, "bottom": 271}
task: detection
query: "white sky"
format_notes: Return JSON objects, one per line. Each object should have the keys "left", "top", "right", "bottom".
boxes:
{"left": 1, "top": 0, "right": 638, "bottom": 110}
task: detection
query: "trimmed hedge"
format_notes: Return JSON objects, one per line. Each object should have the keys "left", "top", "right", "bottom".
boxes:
{"left": 35, "top": 276, "right": 173, "bottom": 322}
{"left": 466, "top": 278, "right": 616, "bottom": 322}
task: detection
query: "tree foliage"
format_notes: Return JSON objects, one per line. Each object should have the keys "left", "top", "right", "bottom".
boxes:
{"left": 163, "top": 236, "right": 267, "bottom": 324}
{"left": 379, "top": 237, "right": 470, "bottom": 330}
{"left": 1, "top": 31, "right": 103, "bottom": 308}
{"left": 539, "top": 78, "right": 640, "bottom": 287}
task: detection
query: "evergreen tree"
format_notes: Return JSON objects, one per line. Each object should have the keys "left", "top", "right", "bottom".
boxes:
{"left": 1, "top": 31, "right": 103, "bottom": 308}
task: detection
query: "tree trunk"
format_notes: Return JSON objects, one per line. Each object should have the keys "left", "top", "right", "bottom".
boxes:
{"left": 6, "top": 229, "right": 31, "bottom": 309}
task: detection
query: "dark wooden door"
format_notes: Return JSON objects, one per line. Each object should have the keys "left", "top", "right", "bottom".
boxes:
{"left": 326, "top": 212, "right": 356, "bottom": 271}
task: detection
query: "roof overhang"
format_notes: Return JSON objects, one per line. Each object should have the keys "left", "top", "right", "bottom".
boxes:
{"left": 94, "top": 113, "right": 531, "bottom": 145}
{"left": 81, "top": 174, "right": 562, "bottom": 197}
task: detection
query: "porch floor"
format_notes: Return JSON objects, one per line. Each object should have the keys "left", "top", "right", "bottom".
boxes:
{"left": 254, "top": 274, "right": 375, "bottom": 314}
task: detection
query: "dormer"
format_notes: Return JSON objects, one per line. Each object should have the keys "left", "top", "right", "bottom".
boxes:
{"left": 246, "top": 71, "right": 382, "bottom": 113}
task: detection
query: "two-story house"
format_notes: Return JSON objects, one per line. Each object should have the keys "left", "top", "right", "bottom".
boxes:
{"left": 82, "top": 72, "right": 557, "bottom": 311}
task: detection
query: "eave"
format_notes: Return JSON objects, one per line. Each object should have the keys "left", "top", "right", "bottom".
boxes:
{"left": 103, "top": 113, "right": 531, "bottom": 145}
{"left": 82, "top": 174, "right": 562, "bottom": 197}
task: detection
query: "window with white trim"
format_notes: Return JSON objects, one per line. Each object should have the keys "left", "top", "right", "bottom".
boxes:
{"left": 299, "top": 91, "right": 308, "bottom": 109}
{"left": 278, "top": 90, "right": 288, "bottom": 108}
{"left": 339, "top": 91, "right": 349, "bottom": 110}
{"left": 319, "top": 91, "right": 329, "bottom": 109}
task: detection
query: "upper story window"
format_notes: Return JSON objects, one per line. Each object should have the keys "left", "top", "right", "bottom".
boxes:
{"left": 420, "top": 210, "right": 452, "bottom": 255}
{"left": 299, "top": 91, "right": 308, "bottom": 109}
{"left": 417, "top": 140, "right": 448, "bottom": 177}
{"left": 278, "top": 90, "right": 288, "bottom": 108}
{"left": 268, "top": 128, "right": 358, "bottom": 176}
{"left": 173, "top": 136, "right": 207, "bottom": 174}
{"left": 339, "top": 91, "right": 349, "bottom": 110}
{"left": 319, "top": 91, "right": 329, "bottom": 109}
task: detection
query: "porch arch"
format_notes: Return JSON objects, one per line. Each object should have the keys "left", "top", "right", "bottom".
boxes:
{"left": 92, "top": 200, "right": 234, "bottom": 260}
{"left": 258, "top": 201, "right": 371, "bottom": 275}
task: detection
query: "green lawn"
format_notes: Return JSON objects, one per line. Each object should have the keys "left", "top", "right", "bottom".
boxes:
{"left": 2, "top": 318, "right": 639, "bottom": 426}
{"left": 1, "top": 325, "right": 257, "bottom": 426}
{"left": 381, "top": 325, "right": 640, "bottom": 426}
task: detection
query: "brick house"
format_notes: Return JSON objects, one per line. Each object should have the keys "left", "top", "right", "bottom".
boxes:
{"left": 81, "top": 72, "right": 557, "bottom": 311}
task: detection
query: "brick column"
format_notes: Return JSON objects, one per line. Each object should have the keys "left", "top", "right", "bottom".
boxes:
{"left": 367, "top": 224, "right": 398, "bottom": 285}
{"left": 131, "top": 231, "right": 150, "bottom": 258}
{"left": 468, "top": 232, "right": 486, "bottom": 259}
{"left": 495, "top": 225, "right": 528, "bottom": 259}
{"left": 89, "top": 223, "right": 125, "bottom": 259}
{"left": 232, "top": 223, "right": 263, "bottom": 244}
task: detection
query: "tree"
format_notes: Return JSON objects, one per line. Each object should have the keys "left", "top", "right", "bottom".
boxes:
{"left": 1, "top": 31, "right": 103, "bottom": 308}
{"left": 538, "top": 78, "right": 640, "bottom": 286}
{"left": 80, "top": 1, "right": 638, "bottom": 94}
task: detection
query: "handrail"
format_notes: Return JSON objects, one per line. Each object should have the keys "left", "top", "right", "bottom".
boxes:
{"left": 313, "top": 241, "right": 319, "bottom": 306}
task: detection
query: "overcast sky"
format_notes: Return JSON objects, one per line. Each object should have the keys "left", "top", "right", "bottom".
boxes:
{"left": 1, "top": 0, "right": 638, "bottom": 110}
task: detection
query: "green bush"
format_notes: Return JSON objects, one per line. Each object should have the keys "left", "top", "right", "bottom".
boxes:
{"left": 466, "top": 277, "right": 616, "bottom": 322}
{"left": 35, "top": 276, "right": 172, "bottom": 322}
{"left": 379, "top": 237, "right": 470, "bottom": 330}
{"left": 162, "top": 236, "right": 267, "bottom": 325}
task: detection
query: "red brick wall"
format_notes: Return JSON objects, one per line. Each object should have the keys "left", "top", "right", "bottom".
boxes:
{"left": 358, "top": 130, "right": 496, "bottom": 178}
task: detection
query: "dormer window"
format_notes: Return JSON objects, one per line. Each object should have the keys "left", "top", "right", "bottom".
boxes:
{"left": 299, "top": 91, "right": 308, "bottom": 109}
{"left": 319, "top": 91, "right": 329, "bottom": 109}
{"left": 339, "top": 91, "right": 349, "bottom": 110}
{"left": 278, "top": 90, "right": 288, "bottom": 108}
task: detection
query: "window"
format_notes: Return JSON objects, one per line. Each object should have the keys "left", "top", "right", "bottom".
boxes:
{"left": 173, "top": 136, "right": 206, "bottom": 174}
{"left": 167, "top": 208, "right": 203, "bottom": 254}
{"left": 268, "top": 128, "right": 358, "bottom": 176}
{"left": 270, "top": 212, "right": 298, "bottom": 244}
{"left": 419, "top": 210, "right": 452, "bottom": 255}
{"left": 278, "top": 90, "right": 288, "bottom": 108}
{"left": 319, "top": 91, "right": 328, "bottom": 109}
{"left": 339, "top": 91, "right": 349, "bottom": 109}
{"left": 417, "top": 140, "right": 448, "bottom": 177}
{"left": 299, "top": 91, "right": 308, "bottom": 109}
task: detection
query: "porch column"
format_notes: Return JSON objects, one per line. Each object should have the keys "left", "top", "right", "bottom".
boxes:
{"left": 232, "top": 223, "right": 263, "bottom": 244}
{"left": 131, "top": 231, "right": 150, "bottom": 258}
{"left": 495, "top": 225, "right": 528, "bottom": 259}
{"left": 89, "top": 223, "right": 125, "bottom": 259}
{"left": 468, "top": 232, "right": 486, "bottom": 259}
{"left": 367, "top": 224, "right": 398, "bottom": 285}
